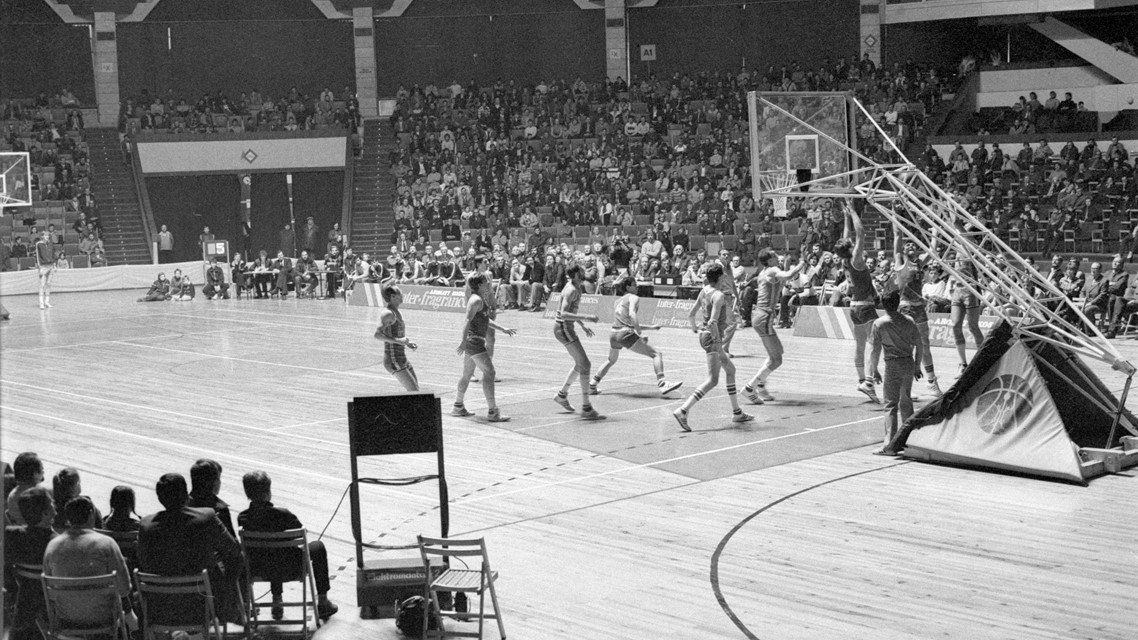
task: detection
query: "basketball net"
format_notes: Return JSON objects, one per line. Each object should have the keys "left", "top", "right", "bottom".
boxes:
{"left": 758, "top": 171, "right": 797, "bottom": 218}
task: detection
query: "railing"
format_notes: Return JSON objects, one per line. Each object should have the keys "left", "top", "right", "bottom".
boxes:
{"left": 129, "top": 136, "right": 158, "bottom": 263}
{"left": 341, "top": 132, "right": 355, "bottom": 240}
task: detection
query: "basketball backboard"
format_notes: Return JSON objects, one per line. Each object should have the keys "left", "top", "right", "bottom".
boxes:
{"left": 0, "top": 152, "right": 33, "bottom": 210}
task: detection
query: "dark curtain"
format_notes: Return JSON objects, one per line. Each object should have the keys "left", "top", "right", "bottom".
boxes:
{"left": 249, "top": 173, "right": 290, "bottom": 258}
{"left": 0, "top": 23, "right": 94, "bottom": 104}
{"left": 292, "top": 171, "right": 344, "bottom": 257}
{"left": 146, "top": 175, "right": 241, "bottom": 263}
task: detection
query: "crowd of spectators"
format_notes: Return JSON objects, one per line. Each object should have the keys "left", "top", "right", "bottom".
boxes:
{"left": 918, "top": 136, "right": 1137, "bottom": 253}
{"left": 119, "top": 85, "right": 362, "bottom": 136}
{"left": 962, "top": 89, "right": 1100, "bottom": 137}
{"left": 3, "top": 451, "right": 338, "bottom": 638}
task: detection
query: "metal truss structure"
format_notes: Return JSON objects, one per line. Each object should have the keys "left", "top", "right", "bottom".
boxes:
{"left": 747, "top": 91, "right": 1136, "bottom": 442}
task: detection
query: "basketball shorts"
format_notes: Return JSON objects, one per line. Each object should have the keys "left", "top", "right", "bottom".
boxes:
{"left": 951, "top": 288, "right": 980, "bottom": 310}
{"left": 384, "top": 346, "right": 411, "bottom": 374}
{"left": 752, "top": 309, "right": 776, "bottom": 338}
{"left": 462, "top": 334, "right": 488, "bottom": 356}
{"left": 554, "top": 321, "right": 579, "bottom": 345}
{"left": 610, "top": 327, "right": 642, "bottom": 350}
{"left": 850, "top": 303, "right": 879, "bottom": 326}
{"left": 698, "top": 330, "right": 720, "bottom": 354}
{"left": 899, "top": 301, "right": 928, "bottom": 325}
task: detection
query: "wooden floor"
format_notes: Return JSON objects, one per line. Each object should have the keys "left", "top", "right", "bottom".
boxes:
{"left": 2, "top": 290, "right": 1136, "bottom": 640}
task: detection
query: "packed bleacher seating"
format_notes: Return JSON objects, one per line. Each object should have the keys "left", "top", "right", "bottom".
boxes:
{"left": 3, "top": 451, "right": 338, "bottom": 636}
{"left": 963, "top": 90, "right": 1101, "bottom": 136}
{"left": 119, "top": 85, "right": 362, "bottom": 136}
{"left": 0, "top": 95, "right": 100, "bottom": 271}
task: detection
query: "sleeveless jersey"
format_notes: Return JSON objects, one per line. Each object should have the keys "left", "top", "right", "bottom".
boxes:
{"left": 702, "top": 287, "right": 727, "bottom": 336}
{"left": 755, "top": 269, "right": 781, "bottom": 313}
{"left": 556, "top": 285, "right": 580, "bottom": 323}
{"left": 381, "top": 309, "right": 406, "bottom": 360}
{"left": 843, "top": 259, "right": 876, "bottom": 303}
{"left": 612, "top": 294, "right": 636, "bottom": 329}
{"left": 468, "top": 297, "right": 491, "bottom": 338}
{"left": 897, "top": 261, "right": 924, "bottom": 305}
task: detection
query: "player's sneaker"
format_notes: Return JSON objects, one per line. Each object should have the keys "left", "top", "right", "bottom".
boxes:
{"left": 927, "top": 378, "right": 943, "bottom": 397}
{"left": 754, "top": 385, "right": 775, "bottom": 402}
{"left": 659, "top": 381, "right": 683, "bottom": 396}
{"left": 588, "top": 381, "right": 600, "bottom": 395}
{"left": 673, "top": 409, "right": 690, "bottom": 432}
{"left": 487, "top": 408, "right": 509, "bottom": 422}
{"left": 580, "top": 407, "right": 604, "bottom": 420}
{"left": 744, "top": 387, "right": 765, "bottom": 405}
{"left": 553, "top": 394, "right": 574, "bottom": 412}
{"left": 450, "top": 404, "right": 473, "bottom": 417}
{"left": 857, "top": 381, "right": 881, "bottom": 404}
{"left": 732, "top": 411, "right": 755, "bottom": 423}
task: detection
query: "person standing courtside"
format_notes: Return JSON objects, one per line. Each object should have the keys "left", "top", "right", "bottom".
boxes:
{"left": 35, "top": 229, "right": 55, "bottom": 309}
{"left": 869, "top": 291, "right": 923, "bottom": 456}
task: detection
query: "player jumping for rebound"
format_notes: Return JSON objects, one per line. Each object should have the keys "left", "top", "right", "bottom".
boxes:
{"left": 374, "top": 282, "right": 419, "bottom": 392}
{"left": 35, "top": 229, "right": 55, "bottom": 309}
{"left": 453, "top": 273, "right": 516, "bottom": 422}
{"left": 833, "top": 204, "right": 881, "bottom": 403}
{"left": 673, "top": 263, "right": 753, "bottom": 432}
{"left": 552, "top": 264, "right": 604, "bottom": 420}
{"left": 589, "top": 274, "right": 683, "bottom": 397}
{"left": 892, "top": 221, "right": 942, "bottom": 396}
{"left": 743, "top": 247, "right": 805, "bottom": 404}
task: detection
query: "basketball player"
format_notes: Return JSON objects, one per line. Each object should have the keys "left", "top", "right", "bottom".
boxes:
{"left": 892, "top": 222, "right": 942, "bottom": 396}
{"left": 868, "top": 290, "right": 923, "bottom": 456}
{"left": 374, "top": 282, "right": 419, "bottom": 392}
{"left": 833, "top": 205, "right": 880, "bottom": 403}
{"left": 950, "top": 252, "right": 985, "bottom": 372}
{"left": 673, "top": 263, "right": 753, "bottom": 432}
{"left": 743, "top": 248, "right": 805, "bottom": 404}
{"left": 453, "top": 272, "right": 516, "bottom": 422}
{"left": 589, "top": 274, "right": 683, "bottom": 397}
{"left": 552, "top": 264, "right": 603, "bottom": 420}
{"left": 466, "top": 255, "right": 501, "bottom": 383}
{"left": 716, "top": 249, "right": 740, "bottom": 357}
{"left": 35, "top": 229, "right": 55, "bottom": 309}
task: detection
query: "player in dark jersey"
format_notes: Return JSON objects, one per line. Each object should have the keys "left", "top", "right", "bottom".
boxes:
{"left": 743, "top": 248, "right": 805, "bottom": 404}
{"left": 374, "top": 282, "right": 419, "bottom": 391}
{"left": 589, "top": 274, "right": 682, "bottom": 397}
{"left": 552, "top": 264, "right": 603, "bottom": 420}
{"left": 673, "top": 263, "right": 753, "bottom": 431}
{"left": 892, "top": 221, "right": 942, "bottom": 396}
{"left": 833, "top": 205, "right": 881, "bottom": 403}
{"left": 35, "top": 230, "right": 55, "bottom": 309}
{"left": 453, "top": 273, "right": 516, "bottom": 422}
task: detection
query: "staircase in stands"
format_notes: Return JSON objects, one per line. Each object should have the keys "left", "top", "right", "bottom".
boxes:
{"left": 348, "top": 119, "right": 395, "bottom": 256}
{"left": 86, "top": 128, "right": 151, "bottom": 265}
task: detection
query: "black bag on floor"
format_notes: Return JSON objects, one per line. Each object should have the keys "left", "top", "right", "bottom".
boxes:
{"left": 396, "top": 595, "right": 439, "bottom": 637}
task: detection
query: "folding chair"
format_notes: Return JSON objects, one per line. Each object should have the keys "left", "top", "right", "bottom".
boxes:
{"left": 239, "top": 528, "right": 321, "bottom": 639}
{"left": 1091, "top": 229, "right": 1104, "bottom": 253}
{"left": 1064, "top": 229, "right": 1076, "bottom": 253}
{"left": 134, "top": 570, "right": 224, "bottom": 640}
{"left": 41, "top": 572, "right": 130, "bottom": 640}
{"left": 13, "top": 564, "right": 46, "bottom": 640}
{"left": 417, "top": 535, "right": 505, "bottom": 640}
{"left": 1008, "top": 228, "right": 1021, "bottom": 251}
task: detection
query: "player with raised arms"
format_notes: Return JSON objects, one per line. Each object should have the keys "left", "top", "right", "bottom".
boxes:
{"left": 892, "top": 220, "right": 942, "bottom": 396}
{"left": 453, "top": 272, "right": 516, "bottom": 422}
{"left": 673, "top": 263, "right": 753, "bottom": 432}
{"left": 833, "top": 204, "right": 881, "bottom": 403}
{"left": 373, "top": 281, "right": 419, "bottom": 392}
{"left": 35, "top": 229, "right": 55, "bottom": 309}
{"left": 552, "top": 264, "right": 604, "bottom": 420}
{"left": 589, "top": 274, "right": 683, "bottom": 397}
{"left": 743, "top": 247, "right": 805, "bottom": 404}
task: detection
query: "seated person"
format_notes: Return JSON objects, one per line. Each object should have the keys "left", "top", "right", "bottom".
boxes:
{"left": 6, "top": 451, "right": 45, "bottom": 525}
{"left": 250, "top": 250, "right": 275, "bottom": 298}
{"left": 293, "top": 250, "right": 319, "bottom": 298}
{"left": 203, "top": 257, "right": 230, "bottom": 300}
{"left": 187, "top": 458, "right": 234, "bottom": 538}
{"left": 5, "top": 487, "right": 57, "bottom": 640}
{"left": 10, "top": 236, "right": 28, "bottom": 258}
{"left": 138, "top": 473, "right": 244, "bottom": 626}
{"left": 43, "top": 497, "right": 133, "bottom": 629}
{"left": 272, "top": 250, "right": 294, "bottom": 298}
{"left": 103, "top": 485, "right": 141, "bottom": 532}
{"left": 51, "top": 467, "right": 103, "bottom": 533}
{"left": 169, "top": 268, "right": 195, "bottom": 301}
{"left": 436, "top": 250, "right": 462, "bottom": 286}
{"left": 238, "top": 471, "right": 337, "bottom": 620}
{"left": 230, "top": 253, "right": 250, "bottom": 298}
{"left": 323, "top": 245, "right": 343, "bottom": 297}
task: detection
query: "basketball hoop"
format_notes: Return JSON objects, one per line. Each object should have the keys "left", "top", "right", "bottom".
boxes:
{"left": 757, "top": 171, "right": 797, "bottom": 218}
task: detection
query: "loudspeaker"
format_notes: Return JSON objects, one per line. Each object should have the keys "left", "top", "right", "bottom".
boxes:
{"left": 796, "top": 168, "right": 813, "bottom": 192}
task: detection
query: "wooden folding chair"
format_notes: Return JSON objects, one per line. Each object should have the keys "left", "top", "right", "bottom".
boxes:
{"left": 417, "top": 535, "right": 505, "bottom": 640}
{"left": 239, "top": 528, "right": 321, "bottom": 639}
{"left": 134, "top": 570, "right": 223, "bottom": 640}
{"left": 41, "top": 572, "right": 130, "bottom": 640}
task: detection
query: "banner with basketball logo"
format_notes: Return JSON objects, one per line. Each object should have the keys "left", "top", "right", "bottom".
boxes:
{"left": 903, "top": 341, "right": 1084, "bottom": 482}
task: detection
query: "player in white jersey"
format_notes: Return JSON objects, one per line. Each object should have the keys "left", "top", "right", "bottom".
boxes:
{"left": 589, "top": 275, "right": 683, "bottom": 397}
{"left": 743, "top": 248, "right": 805, "bottom": 404}
{"left": 673, "top": 263, "right": 753, "bottom": 432}
{"left": 892, "top": 221, "right": 942, "bottom": 396}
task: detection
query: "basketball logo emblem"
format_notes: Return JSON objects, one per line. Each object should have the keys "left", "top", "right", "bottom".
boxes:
{"left": 974, "top": 374, "right": 1034, "bottom": 435}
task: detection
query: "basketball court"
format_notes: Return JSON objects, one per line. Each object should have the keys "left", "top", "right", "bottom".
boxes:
{"left": 2, "top": 290, "right": 1136, "bottom": 639}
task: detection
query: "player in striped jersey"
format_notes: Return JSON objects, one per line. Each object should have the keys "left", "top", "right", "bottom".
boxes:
{"left": 673, "top": 263, "right": 753, "bottom": 432}
{"left": 743, "top": 248, "right": 805, "bottom": 404}
{"left": 374, "top": 282, "right": 419, "bottom": 391}
{"left": 589, "top": 275, "right": 683, "bottom": 397}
